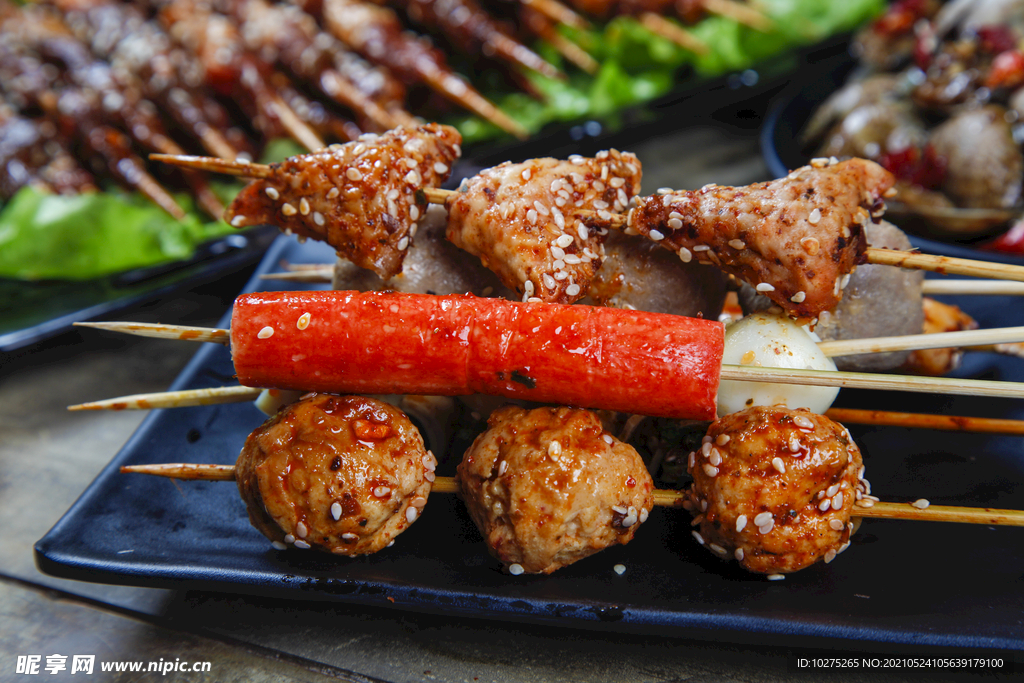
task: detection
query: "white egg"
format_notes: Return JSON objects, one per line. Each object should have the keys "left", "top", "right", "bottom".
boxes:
{"left": 717, "top": 312, "right": 839, "bottom": 416}
{"left": 254, "top": 388, "right": 304, "bottom": 416}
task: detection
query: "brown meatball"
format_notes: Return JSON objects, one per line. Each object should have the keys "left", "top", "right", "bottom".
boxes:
{"left": 686, "top": 407, "right": 867, "bottom": 575}
{"left": 236, "top": 394, "right": 435, "bottom": 556}
{"left": 457, "top": 406, "right": 654, "bottom": 574}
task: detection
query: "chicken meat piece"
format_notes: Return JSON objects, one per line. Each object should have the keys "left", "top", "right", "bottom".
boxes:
{"left": 228, "top": 124, "right": 462, "bottom": 279}
{"left": 445, "top": 150, "right": 641, "bottom": 303}
{"left": 686, "top": 406, "right": 867, "bottom": 575}
{"left": 457, "top": 405, "right": 654, "bottom": 574}
{"left": 739, "top": 220, "right": 925, "bottom": 372}
{"left": 235, "top": 393, "right": 435, "bottom": 556}
{"left": 626, "top": 158, "right": 896, "bottom": 318}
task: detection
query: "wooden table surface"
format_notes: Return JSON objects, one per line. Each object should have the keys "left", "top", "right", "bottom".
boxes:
{"left": 1, "top": 124, "right": 1005, "bottom": 682}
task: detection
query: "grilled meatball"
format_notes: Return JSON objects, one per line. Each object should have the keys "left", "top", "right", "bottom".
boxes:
{"left": 236, "top": 393, "right": 435, "bottom": 556}
{"left": 457, "top": 405, "right": 654, "bottom": 574}
{"left": 445, "top": 150, "right": 641, "bottom": 304}
{"left": 686, "top": 406, "right": 866, "bottom": 575}
{"left": 228, "top": 123, "right": 461, "bottom": 279}
{"left": 626, "top": 158, "right": 895, "bottom": 318}
{"left": 929, "top": 105, "right": 1024, "bottom": 209}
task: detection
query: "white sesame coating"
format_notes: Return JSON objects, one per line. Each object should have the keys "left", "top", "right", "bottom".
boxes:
{"left": 257, "top": 326, "right": 274, "bottom": 339}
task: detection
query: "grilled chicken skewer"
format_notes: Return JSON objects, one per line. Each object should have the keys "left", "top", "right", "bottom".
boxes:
{"left": 51, "top": 0, "right": 249, "bottom": 161}
{"left": 218, "top": 0, "right": 414, "bottom": 131}
{"left": 297, "top": 0, "right": 528, "bottom": 137}
{"left": 155, "top": 152, "right": 1024, "bottom": 299}
{"left": 0, "top": 101, "right": 97, "bottom": 199}
{"left": 153, "top": 0, "right": 326, "bottom": 151}
{"left": 385, "top": 0, "right": 563, "bottom": 80}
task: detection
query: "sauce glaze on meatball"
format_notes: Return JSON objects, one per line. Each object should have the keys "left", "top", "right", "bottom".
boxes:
{"left": 236, "top": 394, "right": 435, "bottom": 556}
{"left": 457, "top": 405, "right": 654, "bottom": 574}
{"left": 686, "top": 406, "right": 867, "bottom": 575}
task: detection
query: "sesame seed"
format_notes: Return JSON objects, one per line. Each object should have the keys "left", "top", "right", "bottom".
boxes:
{"left": 736, "top": 515, "right": 747, "bottom": 532}
{"left": 593, "top": 199, "right": 609, "bottom": 210}
{"left": 790, "top": 291, "right": 806, "bottom": 303}
{"left": 603, "top": 434, "right": 613, "bottom": 445}
{"left": 230, "top": 215, "right": 246, "bottom": 227}
{"left": 692, "top": 530, "right": 705, "bottom": 545}
{"left": 613, "top": 564, "right": 626, "bottom": 575}
{"left": 702, "top": 464, "right": 719, "bottom": 477}
{"left": 824, "top": 549, "right": 837, "bottom": 564}
{"left": 793, "top": 415, "right": 815, "bottom": 430}
{"left": 755, "top": 283, "right": 775, "bottom": 292}
{"left": 296, "top": 522, "right": 308, "bottom": 539}
{"left": 715, "top": 434, "right": 730, "bottom": 446}
{"left": 293, "top": 540, "right": 311, "bottom": 549}
{"left": 257, "top": 326, "right": 274, "bottom": 339}
{"left": 758, "top": 521, "right": 774, "bottom": 534}
{"left": 522, "top": 168, "right": 531, "bottom": 181}
{"left": 830, "top": 519, "right": 845, "bottom": 531}
{"left": 832, "top": 493, "right": 844, "bottom": 509}
{"left": 564, "top": 254, "right": 581, "bottom": 265}
{"left": 411, "top": 496, "right": 427, "bottom": 509}
{"left": 311, "top": 211, "right": 324, "bottom": 227}
{"left": 708, "top": 449, "right": 722, "bottom": 466}
{"left": 649, "top": 229, "right": 665, "bottom": 241}
{"left": 434, "top": 162, "right": 448, "bottom": 174}
{"left": 692, "top": 245, "right": 710, "bottom": 252}
{"left": 810, "top": 157, "right": 829, "bottom": 168}
{"left": 346, "top": 168, "right": 362, "bottom": 181}
{"left": 404, "top": 169, "right": 420, "bottom": 185}
{"left": 912, "top": 498, "right": 930, "bottom": 509}
{"left": 566, "top": 284, "right": 581, "bottom": 297}
{"left": 498, "top": 460, "right": 508, "bottom": 475}
{"left": 800, "top": 237, "right": 820, "bottom": 255}
{"left": 342, "top": 533, "right": 358, "bottom": 541}
{"left": 331, "top": 502, "right": 342, "bottom": 520}
{"left": 272, "top": 541, "right": 287, "bottom": 550}
{"left": 264, "top": 186, "right": 280, "bottom": 201}
{"left": 808, "top": 208, "right": 821, "bottom": 224}
{"left": 527, "top": 209, "right": 538, "bottom": 224}
{"left": 734, "top": 548, "right": 745, "bottom": 561}
{"left": 553, "top": 208, "right": 565, "bottom": 229}
{"left": 767, "top": 574, "right": 785, "bottom": 581}
{"left": 609, "top": 177, "right": 625, "bottom": 188}
{"left": 754, "top": 512, "right": 772, "bottom": 527}
{"left": 548, "top": 440, "right": 562, "bottom": 457}
{"left": 284, "top": 534, "right": 295, "bottom": 544}
{"left": 524, "top": 280, "right": 535, "bottom": 296}
{"left": 772, "top": 457, "right": 786, "bottom": 474}
{"left": 542, "top": 273, "right": 556, "bottom": 290}
{"left": 678, "top": 247, "right": 692, "bottom": 263}
{"left": 397, "top": 237, "right": 409, "bottom": 250}
{"left": 405, "top": 507, "right": 418, "bottom": 523}
{"left": 819, "top": 499, "right": 832, "bottom": 512}
{"left": 373, "top": 486, "right": 391, "bottom": 497}
{"left": 555, "top": 234, "right": 573, "bottom": 248}
{"left": 281, "top": 203, "right": 297, "bottom": 216}
{"left": 299, "top": 198, "right": 310, "bottom": 215}
{"left": 639, "top": 508, "right": 649, "bottom": 523}
{"left": 688, "top": 451, "right": 696, "bottom": 469}
{"left": 701, "top": 499, "right": 708, "bottom": 511}
{"left": 509, "top": 563, "right": 525, "bottom": 575}
{"left": 728, "top": 239, "right": 746, "bottom": 250}
{"left": 826, "top": 484, "right": 840, "bottom": 498}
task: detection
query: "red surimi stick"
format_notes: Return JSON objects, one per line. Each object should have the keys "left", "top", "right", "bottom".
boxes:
{"left": 230, "top": 291, "right": 725, "bottom": 420}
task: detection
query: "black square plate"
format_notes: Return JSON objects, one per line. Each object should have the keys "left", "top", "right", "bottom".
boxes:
{"left": 36, "top": 234, "right": 1024, "bottom": 649}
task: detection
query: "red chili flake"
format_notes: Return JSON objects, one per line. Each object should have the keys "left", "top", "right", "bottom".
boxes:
{"left": 985, "top": 50, "right": 1024, "bottom": 90}
{"left": 353, "top": 418, "right": 390, "bottom": 440}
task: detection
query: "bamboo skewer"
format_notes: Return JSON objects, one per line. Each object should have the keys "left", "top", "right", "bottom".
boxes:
{"left": 74, "top": 321, "right": 230, "bottom": 344}
{"left": 521, "top": 0, "right": 590, "bottom": 29}
{"left": 118, "top": 465, "right": 1024, "bottom": 527}
{"left": 68, "top": 383, "right": 1024, "bottom": 437}
{"left": 921, "top": 280, "right": 1024, "bottom": 296}
{"left": 701, "top": 0, "right": 774, "bottom": 31}
{"left": 816, "top": 326, "right": 1024, "bottom": 357}
{"left": 639, "top": 13, "right": 712, "bottom": 55}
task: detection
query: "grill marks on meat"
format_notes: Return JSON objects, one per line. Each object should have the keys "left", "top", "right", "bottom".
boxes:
{"left": 228, "top": 124, "right": 462, "bottom": 279}
{"left": 445, "top": 150, "right": 641, "bottom": 303}
{"left": 626, "top": 158, "right": 895, "bottom": 318}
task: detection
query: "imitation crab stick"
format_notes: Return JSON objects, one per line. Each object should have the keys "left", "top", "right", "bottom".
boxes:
{"left": 230, "top": 290, "right": 725, "bottom": 420}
